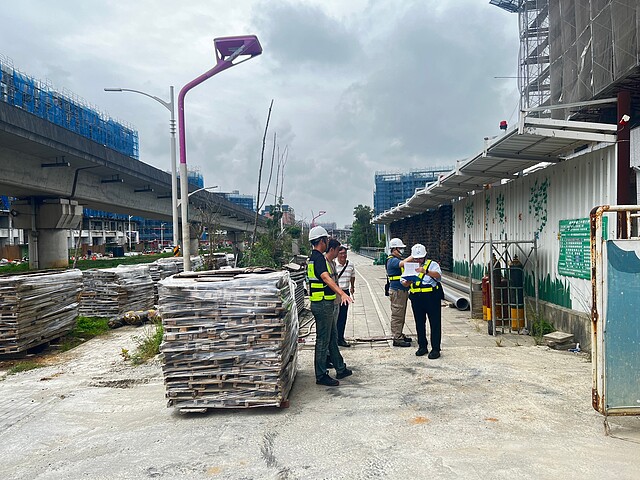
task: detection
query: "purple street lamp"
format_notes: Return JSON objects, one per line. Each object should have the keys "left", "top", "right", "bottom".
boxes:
{"left": 178, "top": 35, "right": 262, "bottom": 271}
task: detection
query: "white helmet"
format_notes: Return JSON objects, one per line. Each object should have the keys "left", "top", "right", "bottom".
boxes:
{"left": 411, "top": 243, "right": 427, "bottom": 258}
{"left": 309, "top": 225, "right": 329, "bottom": 241}
{"left": 389, "top": 238, "right": 406, "bottom": 249}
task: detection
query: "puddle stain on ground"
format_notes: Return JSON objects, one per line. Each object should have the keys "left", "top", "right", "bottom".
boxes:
{"left": 411, "top": 416, "right": 430, "bottom": 424}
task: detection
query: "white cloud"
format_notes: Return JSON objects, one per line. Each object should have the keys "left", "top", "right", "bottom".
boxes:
{"left": 0, "top": 0, "right": 519, "bottom": 227}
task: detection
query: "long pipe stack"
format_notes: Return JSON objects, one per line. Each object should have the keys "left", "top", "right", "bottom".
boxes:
{"left": 0, "top": 270, "right": 82, "bottom": 354}
{"left": 159, "top": 270, "right": 298, "bottom": 410}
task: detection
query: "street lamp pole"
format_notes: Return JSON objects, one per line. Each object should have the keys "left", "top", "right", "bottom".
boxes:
{"left": 161, "top": 223, "right": 165, "bottom": 247}
{"left": 128, "top": 215, "right": 132, "bottom": 251}
{"left": 178, "top": 35, "right": 262, "bottom": 272}
{"left": 176, "top": 185, "right": 219, "bottom": 208}
{"left": 104, "top": 86, "right": 179, "bottom": 249}
{"left": 311, "top": 210, "right": 326, "bottom": 227}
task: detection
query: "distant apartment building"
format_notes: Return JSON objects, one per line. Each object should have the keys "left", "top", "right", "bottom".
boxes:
{"left": 222, "top": 190, "right": 255, "bottom": 211}
{"left": 261, "top": 204, "right": 296, "bottom": 226}
{"left": 374, "top": 168, "right": 452, "bottom": 218}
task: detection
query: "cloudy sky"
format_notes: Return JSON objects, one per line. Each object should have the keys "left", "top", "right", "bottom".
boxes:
{"left": 1, "top": 0, "right": 519, "bottom": 228}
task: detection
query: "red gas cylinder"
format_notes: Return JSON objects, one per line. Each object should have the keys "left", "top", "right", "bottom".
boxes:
{"left": 481, "top": 275, "right": 490, "bottom": 321}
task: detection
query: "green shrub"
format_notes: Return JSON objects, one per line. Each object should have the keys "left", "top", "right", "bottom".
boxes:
{"left": 531, "top": 318, "right": 555, "bottom": 337}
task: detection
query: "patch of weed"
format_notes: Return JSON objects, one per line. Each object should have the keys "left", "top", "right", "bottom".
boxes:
{"left": 8, "top": 361, "right": 43, "bottom": 375}
{"left": 128, "top": 320, "right": 163, "bottom": 365}
{"left": 60, "top": 316, "right": 110, "bottom": 352}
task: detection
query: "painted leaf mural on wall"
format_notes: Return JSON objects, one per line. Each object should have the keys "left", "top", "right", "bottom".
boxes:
{"left": 529, "top": 178, "right": 549, "bottom": 235}
{"left": 464, "top": 202, "right": 474, "bottom": 229}
{"left": 485, "top": 194, "right": 491, "bottom": 232}
{"left": 496, "top": 192, "right": 505, "bottom": 238}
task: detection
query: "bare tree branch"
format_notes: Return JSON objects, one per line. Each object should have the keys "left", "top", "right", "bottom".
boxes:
{"left": 258, "top": 131, "right": 278, "bottom": 211}
{"left": 250, "top": 99, "right": 274, "bottom": 261}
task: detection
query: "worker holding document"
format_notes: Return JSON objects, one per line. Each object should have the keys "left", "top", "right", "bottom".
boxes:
{"left": 400, "top": 244, "right": 443, "bottom": 359}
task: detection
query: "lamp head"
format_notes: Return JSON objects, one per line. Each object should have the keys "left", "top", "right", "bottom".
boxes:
{"left": 214, "top": 35, "right": 262, "bottom": 65}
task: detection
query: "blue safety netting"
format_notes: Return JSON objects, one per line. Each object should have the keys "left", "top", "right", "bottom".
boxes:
{"left": 0, "top": 58, "right": 139, "bottom": 159}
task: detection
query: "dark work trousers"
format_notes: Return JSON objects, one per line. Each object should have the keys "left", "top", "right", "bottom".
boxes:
{"left": 409, "top": 290, "right": 442, "bottom": 352}
{"left": 336, "top": 288, "right": 350, "bottom": 343}
{"left": 311, "top": 299, "right": 346, "bottom": 379}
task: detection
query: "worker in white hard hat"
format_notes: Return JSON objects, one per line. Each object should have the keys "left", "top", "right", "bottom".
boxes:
{"left": 307, "top": 226, "right": 353, "bottom": 387}
{"left": 400, "top": 243, "right": 443, "bottom": 359}
{"left": 386, "top": 237, "right": 412, "bottom": 347}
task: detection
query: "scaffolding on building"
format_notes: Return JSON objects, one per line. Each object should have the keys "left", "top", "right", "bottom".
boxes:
{"left": 490, "top": 0, "right": 550, "bottom": 114}
{"left": 0, "top": 54, "right": 139, "bottom": 159}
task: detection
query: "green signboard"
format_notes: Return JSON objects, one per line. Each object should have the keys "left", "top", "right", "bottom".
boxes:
{"left": 558, "top": 217, "right": 607, "bottom": 279}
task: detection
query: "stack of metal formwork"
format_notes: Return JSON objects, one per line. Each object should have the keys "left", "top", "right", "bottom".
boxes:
{"left": 283, "top": 263, "right": 306, "bottom": 314}
{"left": 79, "top": 265, "right": 154, "bottom": 318}
{"left": 159, "top": 270, "right": 299, "bottom": 410}
{"left": 0, "top": 269, "right": 83, "bottom": 354}
{"left": 149, "top": 258, "right": 184, "bottom": 304}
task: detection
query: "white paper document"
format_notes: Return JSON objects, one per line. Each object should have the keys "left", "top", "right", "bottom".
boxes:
{"left": 401, "top": 262, "right": 420, "bottom": 282}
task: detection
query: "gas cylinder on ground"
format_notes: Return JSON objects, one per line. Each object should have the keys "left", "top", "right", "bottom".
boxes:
{"left": 481, "top": 275, "right": 490, "bottom": 321}
{"left": 508, "top": 255, "right": 525, "bottom": 329}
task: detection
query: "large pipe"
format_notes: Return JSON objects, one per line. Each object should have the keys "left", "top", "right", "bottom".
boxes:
{"left": 440, "top": 276, "right": 472, "bottom": 311}
{"left": 443, "top": 284, "right": 470, "bottom": 311}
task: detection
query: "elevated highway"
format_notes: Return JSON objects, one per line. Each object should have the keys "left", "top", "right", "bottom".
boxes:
{"left": 0, "top": 101, "right": 266, "bottom": 267}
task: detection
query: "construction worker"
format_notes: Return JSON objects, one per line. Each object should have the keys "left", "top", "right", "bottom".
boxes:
{"left": 386, "top": 237, "right": 412, "bottom": 347}
{"left": 307, "top": 226, "right": 353, "bottom": 386}
{"left": 401, "top": 243, "right": 443, "bottom": 359}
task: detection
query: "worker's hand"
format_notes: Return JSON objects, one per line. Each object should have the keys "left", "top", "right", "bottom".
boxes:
{"left": 400, "top": 279, "right": 411, "bottom": 287}
{"left": 340, "top": 292, "right": 353, "bottom": 305}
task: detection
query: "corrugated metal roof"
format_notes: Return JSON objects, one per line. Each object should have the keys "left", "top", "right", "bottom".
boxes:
{"left": 374, "top": 116, "right": 617, "bottom": 223}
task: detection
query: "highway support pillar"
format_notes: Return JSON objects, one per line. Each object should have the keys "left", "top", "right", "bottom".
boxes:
{"left": 11, "top": 198, "right": 83, "bottom": 269}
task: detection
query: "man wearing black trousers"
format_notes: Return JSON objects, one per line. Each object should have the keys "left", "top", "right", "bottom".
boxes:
{"left": 400, "top": 243, "right": 443, "bottom": 359}
{"left": 335, "top": 245, "right": 355, "bottom": 347}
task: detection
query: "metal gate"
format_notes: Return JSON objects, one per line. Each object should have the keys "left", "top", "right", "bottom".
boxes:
{"left": 591, "top": 205, "right": 640, "bottom": 415}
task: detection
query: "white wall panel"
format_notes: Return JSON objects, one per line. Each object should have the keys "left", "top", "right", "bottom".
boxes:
{"left": 453, "top": 144, "right": 617, "bottom": 313}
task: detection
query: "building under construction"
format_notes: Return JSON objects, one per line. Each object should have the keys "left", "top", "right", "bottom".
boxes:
{"left": 491, "top": 0, "right": 640, "bottom": 121}
{"left": 375, "top": 1, "right": 640, "bottom": 356}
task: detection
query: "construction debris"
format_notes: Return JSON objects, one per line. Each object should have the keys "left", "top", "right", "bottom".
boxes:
{"left": 158, "top": 269, "right": 299, "bottom": 410}
{"left": 107, "top": 309, "right": 160, "bottom": 328}
{"left": 0, "top": 269, "right": 83, "bottom": 355}
{"left": 543, "top": 331, "right": 575, "bottom": 350}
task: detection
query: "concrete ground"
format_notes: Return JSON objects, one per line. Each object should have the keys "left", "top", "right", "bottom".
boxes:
{"left": 1, "top": 253, "right": 639, "bottom": 479}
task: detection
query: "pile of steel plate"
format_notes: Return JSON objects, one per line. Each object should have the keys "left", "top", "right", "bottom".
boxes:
{"left": 0, "top": 269, "right": 83, "bottom": 354}
{"left": 159, "top": 269, "right": 298, "bottom": 410}
{"left": 79, "top": 265, "right": 154, "bottom": 318}
{"left": 149, "top": 258, "right": 183, "bottom": 304}
{"left": 283, "top": 263, "right": 306, "bottom": 314}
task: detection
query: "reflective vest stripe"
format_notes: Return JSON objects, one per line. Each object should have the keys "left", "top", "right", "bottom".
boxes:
{"left": 386, "top": 255, "right": 403, "bottom": 281}
{"left": 307, "top": 259, "right": 337, "bottom": 301}
{"left": 409, "top": 260, "right": 437, "bottom": 294}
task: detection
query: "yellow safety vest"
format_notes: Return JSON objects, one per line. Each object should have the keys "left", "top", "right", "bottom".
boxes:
{"left": 409, "top": 260, "right": 440, "bottom": 294}
{"left": 307, "top": 259, "right": 337, "bottom": 302}
{"left": 387, "top": 255, "right": 404, "bottom": 281}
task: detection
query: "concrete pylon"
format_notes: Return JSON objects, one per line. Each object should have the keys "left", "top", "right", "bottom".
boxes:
{"left": 11, "top": 198, "right": 83, "bottom": 269}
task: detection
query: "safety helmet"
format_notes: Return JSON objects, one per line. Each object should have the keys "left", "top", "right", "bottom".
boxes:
{"left": 389, "top": 238, "right": 406, "bottom": 249}
{"left": 411, "top": 243, "right": 427, "bottom": 258}
{"left": 308, "top": 225, "right": 329, "bottom": 241}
